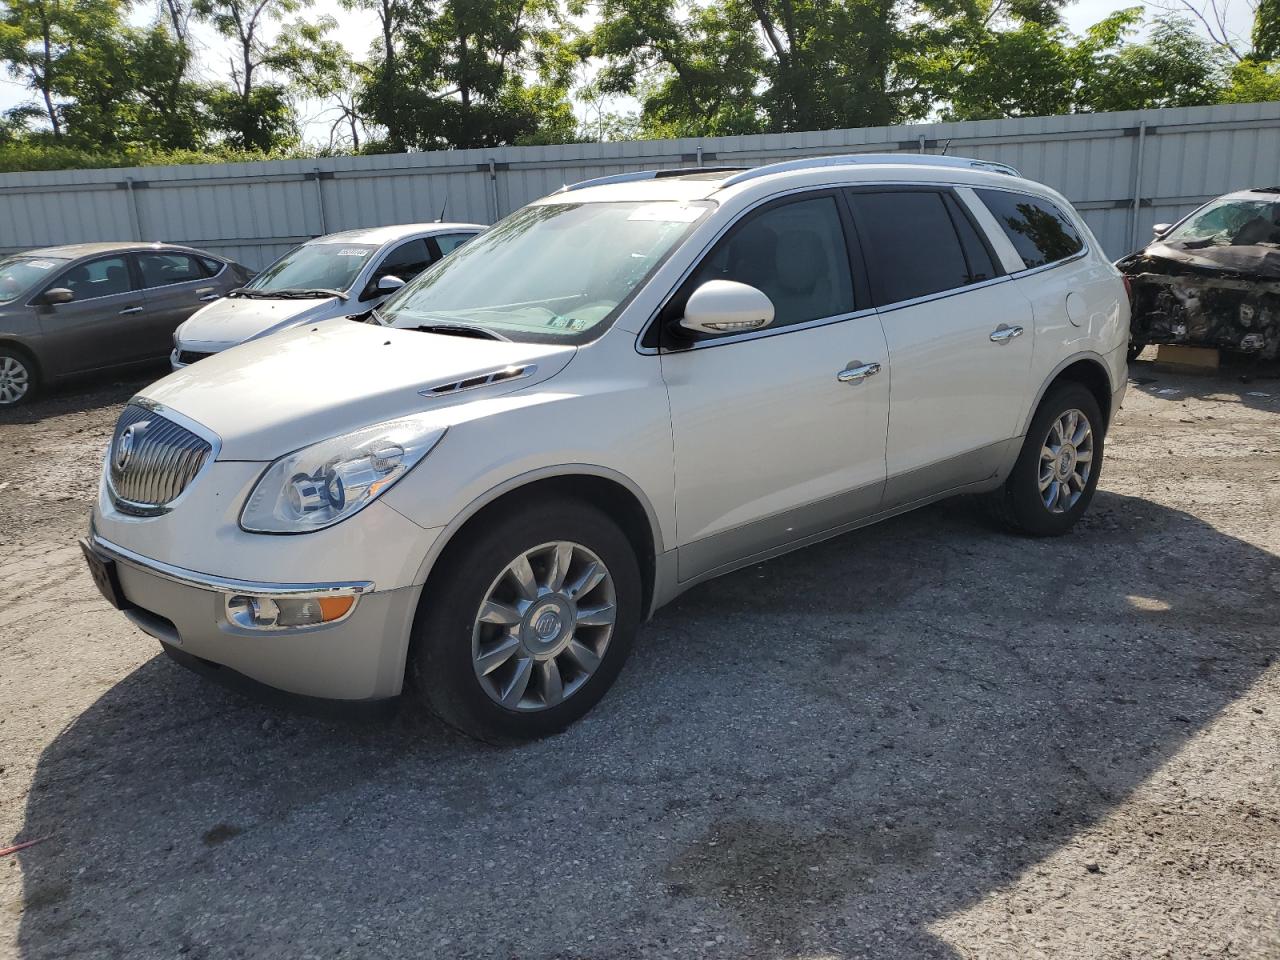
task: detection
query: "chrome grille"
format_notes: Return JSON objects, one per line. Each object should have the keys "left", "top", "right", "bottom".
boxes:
{"left": 107, "top": 403, "right": 213, "bottom": 515}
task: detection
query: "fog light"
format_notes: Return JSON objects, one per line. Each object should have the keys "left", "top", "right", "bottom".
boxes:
{"left": 226, "top": 593, "right": 357, "bottom": 631}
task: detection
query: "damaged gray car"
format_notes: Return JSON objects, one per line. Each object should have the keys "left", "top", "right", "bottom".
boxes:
{"left": 1118, "top": 187, "right": 1280, "bottom": 360}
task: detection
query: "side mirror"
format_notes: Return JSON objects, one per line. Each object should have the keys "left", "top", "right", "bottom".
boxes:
{"left": 43, "top": 287, "right": 74, "bottom": 305}
{"left": 678, "top": 280, "right": 775, "bottom": 336}
{"left": 375, "top": 275, "right": 405, "bottom": 295}
{"left": 1151, "top": 223, "right": 1172, "bottom": 238}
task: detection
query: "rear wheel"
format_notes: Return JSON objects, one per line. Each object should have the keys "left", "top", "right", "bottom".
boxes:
{"left": 408, "top": 498, "right": 641, "bottom": 742}
{"left": 0, "top": 348, "right": 36, "bottom": 406}
{"left": 988, "top": 382, "right": 1104, "bottom": 536}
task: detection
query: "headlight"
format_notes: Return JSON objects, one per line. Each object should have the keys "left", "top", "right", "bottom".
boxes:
{"left": 240, "top": 417, "right": 447, "bottom": 533}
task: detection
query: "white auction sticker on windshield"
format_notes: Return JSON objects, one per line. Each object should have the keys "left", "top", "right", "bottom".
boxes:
{"left": 627, "top": 205, "right": 704, "bottom": 223}
{"left": 26, "top": 259, "right": 57, "bottom": 269}
{"left": 337, "top": 248, "right": 370, "bottom": 257}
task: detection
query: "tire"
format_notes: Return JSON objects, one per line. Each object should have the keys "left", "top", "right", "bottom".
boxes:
{"left": 0, "top": 347, "right": 37, "bottom": 407}
{"left": 987, "top": 382, "right": 1104, "bottom": 537}
{"left": 408, "top": 498, "right": 642, "bottom": 742}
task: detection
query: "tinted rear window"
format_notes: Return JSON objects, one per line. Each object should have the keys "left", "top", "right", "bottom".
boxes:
{"left": 847, "top": 191, "right": 971, "bottom": 305}
{"left": 976, "top": 189, "right": 1083, "bottom": 269}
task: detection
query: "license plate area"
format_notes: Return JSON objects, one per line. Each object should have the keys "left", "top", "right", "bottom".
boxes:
{"left": 80, "top": 539, "right": 132, "bottom": 611}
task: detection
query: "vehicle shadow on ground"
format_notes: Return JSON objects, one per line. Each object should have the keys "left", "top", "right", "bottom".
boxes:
{"left": 0, "top": 365, "right": 161, "bottom": 425}
{"left": 13, "top": 492, "right": 1279, "bottom": 958}
{"left": 1128, "top": 357, "right": 1280, "bottom": 414}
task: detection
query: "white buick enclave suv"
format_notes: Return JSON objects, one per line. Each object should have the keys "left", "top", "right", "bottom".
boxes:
{"left": 84, "top": 155, "right": 1129, "bottom": 741}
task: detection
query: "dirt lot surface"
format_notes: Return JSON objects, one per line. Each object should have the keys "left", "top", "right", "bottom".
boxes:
{"left": 1, "top": 360, "right": 1278, "bottom": 960}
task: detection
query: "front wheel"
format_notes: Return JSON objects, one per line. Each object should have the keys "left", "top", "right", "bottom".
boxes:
{"left": 0, "top": 348, "right": 37, "bottom": 406}
{"left": 988, "top": 382, "right": 1104, "bottom": 536}
{"left": 408, "top": 498, "right": 641, "bottom": 742}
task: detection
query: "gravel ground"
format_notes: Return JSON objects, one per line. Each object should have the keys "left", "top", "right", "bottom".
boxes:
{"left": 1, "top": 359, "right": 1278, "bottom": 960}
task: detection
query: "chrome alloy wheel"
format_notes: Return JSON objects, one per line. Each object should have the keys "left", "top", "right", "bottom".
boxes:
{"left": 0, "top": 355, "right": 30, "bottom": 405}
{"left": 1039, "top": 407, "right": 1094, "bottom": 514}
{"left": 471, "top": 541, "right": 617, "bottom": 712}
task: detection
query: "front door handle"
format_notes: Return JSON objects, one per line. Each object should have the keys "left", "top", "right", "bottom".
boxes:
{"left": 837, "top": 361, "right": 882, "bottom": 383}
{"left": 118, "top": 306, "right": 144, "bottom": 315}
{"left": 990, "top": 324, "right": 1024, "bottom": 343}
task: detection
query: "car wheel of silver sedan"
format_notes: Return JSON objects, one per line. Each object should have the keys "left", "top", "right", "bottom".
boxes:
{"left": 409, "top": 497, "right": 641, "bottom": 742}
{"left": 0, "top": 350, "right": 35, "bottom": 406}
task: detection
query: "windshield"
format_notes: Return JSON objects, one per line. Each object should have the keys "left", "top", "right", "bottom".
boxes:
{"left": 245, "top": 243, "right": 378, "bottom": 294}
{"left": 1164, "top": 198, "right": 1280, "bottom": 247}
{"left": 0, "top": 255, "right": 69, "bottom": 304}
{"left": 379, "top": 200, "right": 712, "bottom": 343}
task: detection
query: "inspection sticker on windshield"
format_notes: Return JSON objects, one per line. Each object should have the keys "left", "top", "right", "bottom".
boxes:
{"left": 627, "top": 204, "right": 704, "bottom": 223}
{"left": 25, "top": 259, "right": 57, "bottom": 269}
{"left": 336, "top": 248, "right": 370, "bottom": 257}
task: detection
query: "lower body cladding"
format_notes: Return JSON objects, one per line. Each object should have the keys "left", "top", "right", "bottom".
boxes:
{"left": 85, "top": 533, "right": 421, "bottom": 703}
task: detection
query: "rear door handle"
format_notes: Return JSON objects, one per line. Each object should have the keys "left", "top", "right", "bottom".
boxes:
{"left": 837, "top": 361, "right": 881, "bottom": 383}
{"left": 118, "top": 306, "right": 144, "bottom": 315}
{"left": 990, "top": 324, "right": 1024, "bottom": 343}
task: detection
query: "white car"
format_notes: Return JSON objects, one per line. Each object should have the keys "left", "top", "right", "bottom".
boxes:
{"left": 170, "top": 223, "right": 483, "bottom": 367}
{"left": 85, "top": 155, "right": 1128, "bottom": 741}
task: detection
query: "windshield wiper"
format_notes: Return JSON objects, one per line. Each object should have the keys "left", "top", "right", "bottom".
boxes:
{"left": 228, "top": 287, "right": 349, "bottom": 301}
{"left": 412, "top": 323, "right": 508, "bottom": 341}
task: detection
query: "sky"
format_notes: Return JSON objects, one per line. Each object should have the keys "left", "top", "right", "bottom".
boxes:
{"left": 0, "top": 0, "right": 1260, "bottom": 144}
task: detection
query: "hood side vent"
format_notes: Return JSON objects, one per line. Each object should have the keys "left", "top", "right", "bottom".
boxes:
{"left": 419, "top": 364, "right": 537, "bottom": 398}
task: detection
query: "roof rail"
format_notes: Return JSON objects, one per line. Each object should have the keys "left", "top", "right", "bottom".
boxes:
{"left": 557, "top": 166, "right": 749, "bottom": 194}
{"left": 716, "top": 153, "right": 1021, "bottom": 188}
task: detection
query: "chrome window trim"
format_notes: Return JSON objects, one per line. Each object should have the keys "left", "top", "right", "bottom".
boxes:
{"left": 88, "top": 529, "right": 376, "bottom": 597}
{"left": 875, "top": 273, "right": 1014, "bottom": 316}
{"left": 104, "top": 397, "right": 223, "bottom": 517}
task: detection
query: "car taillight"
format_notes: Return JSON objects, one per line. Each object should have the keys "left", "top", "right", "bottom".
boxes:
{"left": 1121, "top": 274, "right": 1132, "bottom": 303}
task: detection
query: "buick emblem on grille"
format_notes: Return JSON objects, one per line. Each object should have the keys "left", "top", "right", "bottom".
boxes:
{"left": 113, "top": 421, "right": 148, "bottom": 472}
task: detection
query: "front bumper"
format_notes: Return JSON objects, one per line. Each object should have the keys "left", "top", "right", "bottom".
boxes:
{"left": 170, "top": 346, "right": 222, "bottom": 369}
{"left": 87, "top": 532, "right": 421, "bottom": 701}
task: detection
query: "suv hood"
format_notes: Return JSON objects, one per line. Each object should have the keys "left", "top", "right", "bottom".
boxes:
{"left": 143, "top": 318, "right": 576, "bottom": 460}
{"left": 178, "top": 295, "right": 342, "bottom": 349}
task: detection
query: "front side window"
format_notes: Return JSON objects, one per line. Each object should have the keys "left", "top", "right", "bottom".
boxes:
{"left": 0, "top": 255, "right": 68, "bottom": 304}
{"left": 245, "top": 242, "right": 378, "bottom": 296}
{"left": 976, "top": 189, "right": 1084, "bottom": 269}
{"left": 381, "top": 201, "right": 711, "bottom": 343}
{"left": 137, "top": 252, "right": 204, "bottom": 288}
{"left": 373, "top": 239, "right": 431, "bottom": 283}
{"left": 54, "top": 256, "right": 133, "bottom": 301}
{"left": 1162, "top": 198, "right": 1280, "bottom": 247}
{"left": 687, "top": 194, "right": 856, "bottom": 330}
{"left": 847, "top": 190, "right": 974, "bottom": 305}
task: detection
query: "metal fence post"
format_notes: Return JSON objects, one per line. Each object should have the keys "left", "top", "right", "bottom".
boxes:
{"left": 312, "top": 168, "right": 327, "bottom": 235}
{"left": 123, "top": 177, "right": 142, "bottom": 241}
{"left": 1129, "top": 121, "right": 1147, "bottom": 252}
{"left": 487, "top": 159, "right": 499, "bottom": 223}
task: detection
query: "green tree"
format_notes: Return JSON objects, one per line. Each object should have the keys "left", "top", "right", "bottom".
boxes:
{"left": 368, "top": 0, "right": 580, "bottom": 149}
{"left": 340, "top": 0, "right": 413, "bottom": 149}
{"left": 1256, "top": 0, "right": 1280, "bottom": 60}
{"left": 273, "top": 18, "right": 368, "bottom": 149}
{"left": 193, "top": 0, "right": 309, "bottom": 149}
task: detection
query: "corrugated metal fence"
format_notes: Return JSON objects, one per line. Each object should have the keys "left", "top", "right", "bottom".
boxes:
{"left": 2, "top": 102, "right": 1279, "bottom": 269}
